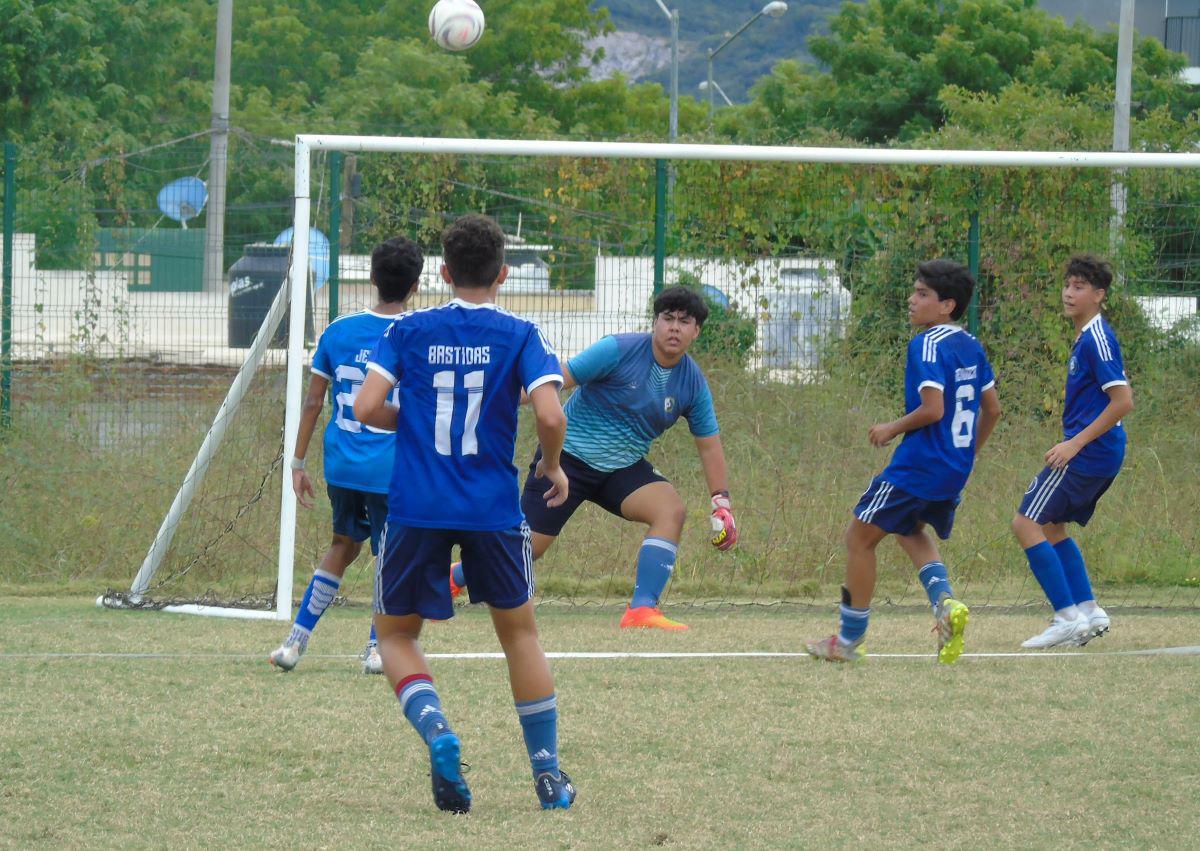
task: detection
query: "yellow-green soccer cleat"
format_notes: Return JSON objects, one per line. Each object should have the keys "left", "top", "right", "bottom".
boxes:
{"left": 935, "top": 598, "right": 969, "bottom": 664}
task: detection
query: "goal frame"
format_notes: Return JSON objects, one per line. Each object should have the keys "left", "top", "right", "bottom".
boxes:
{"left": 119, "top": 134, "right": 1200, "bottom": 620}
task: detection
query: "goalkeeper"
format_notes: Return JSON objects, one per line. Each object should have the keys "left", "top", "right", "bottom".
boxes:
{"left": 454, "top": 285, "right": 736, "bottom": 631}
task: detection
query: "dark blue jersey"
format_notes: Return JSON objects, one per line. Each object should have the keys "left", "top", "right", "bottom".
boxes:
{"left": 310, "top": 310, "right": 399, "bottom": 494}
{"left": 1064, "top": 314, "right": 1128, "bottom": 477}
{"left": 882, "top": 325, "right": 996, "bottom": 501}
{"left": 366, "top": 299, "right": 562, "bottom": 531}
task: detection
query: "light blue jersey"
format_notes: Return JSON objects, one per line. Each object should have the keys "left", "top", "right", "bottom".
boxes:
{"left": 1064, "top": 314, "right": 1127, "bottom": 477}
{"left": 562, "top": 333, "right": 719, "bottom": 472}
{"left": 367, "top": 299, "right": 562, "bottom": 531}
{"left": 311, "top": 310, "right": 400, "bottom": 494}
{"left": 883, "top": 324, "right": 996, "bottom": 501}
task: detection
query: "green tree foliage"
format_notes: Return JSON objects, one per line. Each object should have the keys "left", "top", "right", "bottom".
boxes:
{"left": 726, "top": 0, "right": 1200, "bottom": 143}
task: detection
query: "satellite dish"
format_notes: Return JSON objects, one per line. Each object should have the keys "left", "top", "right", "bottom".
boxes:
{"left": 274, "top": 226, "right": 331, "bottom": 291}
{"left": 156, "top": 177, "right": 208, "bottom": 228}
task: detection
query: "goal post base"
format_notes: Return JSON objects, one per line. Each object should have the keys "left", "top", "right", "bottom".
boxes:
{"left": 96, "top": 594, "right": 289, "bottom": 621}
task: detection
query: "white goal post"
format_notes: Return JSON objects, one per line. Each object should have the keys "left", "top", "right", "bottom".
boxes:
{"left": 115, "top": 134, "right": 1200, "bottom": 620}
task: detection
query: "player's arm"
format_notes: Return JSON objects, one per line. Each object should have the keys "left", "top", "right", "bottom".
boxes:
{"left": 1045, "top": 384, "right": 1134, "bottom": 469}
{"left": 695, "top": 434, "right": 738, "bottom": 551}
{"left": 520, "top": 359, "right": 574, "bottom": 405}
{"left": 869, "top": 386, "right": 944, "bottom": 447}
{"left": 974, "top": 386, "right": 1001, "bottom": 455}
{"left": 290, "top": 374, "right": 328, "bottom": 509}
{"left": 529, "top": 382, "right": 568, "bottom": 507}
{"left": 353, "top": 370, "right": 400, "bottom": 432}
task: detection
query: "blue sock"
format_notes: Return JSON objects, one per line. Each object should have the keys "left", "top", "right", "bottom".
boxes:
{"left": 838, "top": 604, "right": 870, "bottom": 644}
{"left": 287, "top": 569, "right": 340, "bottom": 650}
{"left": 451, "top": 561, "right": 465, "bottom": 588}
{"left": 1025, "top": 542, "right": 1074, "bottom": 612}
{"left": 516, "top": 694, "right": 559, "bottom": 778}
{"left": 1054, "top": 538, "right": 1095, "bottom": 605}
{"left": 918, "top": 561, "right": 954, "bottom": 611}
{"left": 367, "top": 622, "right": 377, "bottom": 646}
{"left": 630, "top": 537, "right": 678, "bottom": 609}
{"left": 397, "top": 674, "right": 451, "bottom": 745}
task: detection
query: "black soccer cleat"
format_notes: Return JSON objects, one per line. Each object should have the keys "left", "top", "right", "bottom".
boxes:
{"left": 429, "top": 733, "right": 471, "bottom": 814}
{"left": 535, "top": 769, "right": 577, "bottom": 810}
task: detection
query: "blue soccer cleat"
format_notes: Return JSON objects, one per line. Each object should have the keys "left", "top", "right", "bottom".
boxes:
{"left": 535, "top": 769, "right": 577, "bottom": 810}
{"left": 429, "top": 733, "right": 471, "bottom": 814}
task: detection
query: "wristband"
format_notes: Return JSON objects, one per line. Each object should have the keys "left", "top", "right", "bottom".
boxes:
{"left": 290, "top": 456, "right": 306, "bottom": 471}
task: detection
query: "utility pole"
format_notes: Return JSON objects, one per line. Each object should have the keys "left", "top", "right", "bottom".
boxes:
{"left": 1110, "top": 0, "right": 1135, "bottom": 253}
{"left": 203, "top": 0, "right": 233, "bottom": 293}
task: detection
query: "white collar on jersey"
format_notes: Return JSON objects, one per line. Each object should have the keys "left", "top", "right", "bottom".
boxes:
{"left": 365, "top": 309, "right": 401, "bottom": 319}
{"left": 449, "top": 297, "right": 499, "bottom": 311}
{"left": 927, "top": 323, "right": 962, "bottom": 333}
{"left": 1081, "top": 313, "right": 1104, "bottom": 334}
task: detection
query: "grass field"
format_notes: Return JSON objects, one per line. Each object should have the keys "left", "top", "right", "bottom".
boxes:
{"left": 2, "top": 597, "right": 1197, "bottom": 848}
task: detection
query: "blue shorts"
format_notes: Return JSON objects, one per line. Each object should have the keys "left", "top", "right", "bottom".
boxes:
{"left": 521, "top": 449, "right": 667, "bottom": 536}
{"left": 374, "top": 521, "right": 534, "bottom": 620}
{"left": 853, "top": 475, "right": 959, "bottom": 540}
{"left": 327, "top": 484, "right": 388, "bottom": 555}
{"left": 1017, "top": 465, "right": 1116, "bottom": 526}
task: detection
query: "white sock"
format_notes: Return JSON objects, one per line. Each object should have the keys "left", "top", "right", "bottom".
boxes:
{"left": 1077, "top": 600, "right": 1099, "bottom": 616}
{"left": 1054, "top": 605, "right": 1082, "bottom": 621}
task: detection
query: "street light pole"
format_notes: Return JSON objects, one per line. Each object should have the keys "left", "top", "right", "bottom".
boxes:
{"left": 652, "top": 0, "right": 679, "bottom": 143}
{"left": 706, "top": 1, "right": 789, "bottom": 121}
{"left": 699, "top": 80, "right": 733, "bottom": 107}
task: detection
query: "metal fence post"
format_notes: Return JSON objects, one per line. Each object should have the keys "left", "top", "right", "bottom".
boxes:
{"left": 654, "top": 159, "right": 667, "bottom": 295}
{"left": 328, "top": 151, "right": 343, "bottom": 322}
{"left": 967, "top": 209, "right": 980, "bottom": 336}
{"left": 2, "top": 141, "right": 15, "bottom": 430}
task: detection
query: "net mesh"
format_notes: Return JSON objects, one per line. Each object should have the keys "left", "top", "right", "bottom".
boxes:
{"left": 2, "top": 138, "right": 1197, "bottom": 611}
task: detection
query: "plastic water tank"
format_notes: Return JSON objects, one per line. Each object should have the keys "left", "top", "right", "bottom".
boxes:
{"left": 227, "top": 243, "right": 312, "bottom": 348}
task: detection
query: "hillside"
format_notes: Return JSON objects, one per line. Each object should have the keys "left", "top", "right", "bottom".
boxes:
{"left": 589, "top": 1, "right": 841, "bottom": 102}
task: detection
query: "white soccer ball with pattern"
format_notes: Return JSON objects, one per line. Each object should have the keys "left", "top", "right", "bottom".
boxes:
{"left": 428, "top": 0, "right": 485, "bottom": 52}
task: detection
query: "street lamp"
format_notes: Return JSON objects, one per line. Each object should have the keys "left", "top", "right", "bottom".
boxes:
{"left": 698, "top": 80, "right": 733, "bottom": 107}
{"left": 651, "top": 0, "right": 679, "bottom": 144}
{"left": 706, "top": 1, "right": 788, "bottom": 120}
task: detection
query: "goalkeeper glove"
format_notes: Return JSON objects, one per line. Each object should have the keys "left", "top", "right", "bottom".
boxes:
{"left": 709, "top": 491, "right": 737, "bottom": 551}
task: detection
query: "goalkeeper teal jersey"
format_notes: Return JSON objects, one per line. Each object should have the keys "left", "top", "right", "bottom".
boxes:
{"left": 563, "top": 333, "right": 719, "bottom": 472}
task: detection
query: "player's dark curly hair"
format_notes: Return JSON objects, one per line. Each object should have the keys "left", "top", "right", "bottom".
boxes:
{"left": 917, "top": 258, "right": 975, "bottom": 321}
{"left": 441, "top": 214, "right": 505, "bottom": 288}
{"left": 1065, "top": 253, "right": 1113, "bottom": 293}
{"left": 653, "top": 285, "right": 710, "bottom": 326}
{"left": 371, "top": 236, "right": 424, "bottom": 303}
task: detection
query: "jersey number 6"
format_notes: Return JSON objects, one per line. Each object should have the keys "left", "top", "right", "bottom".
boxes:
{"left": 951, "top": 383, "right": 976, "bottom": 449}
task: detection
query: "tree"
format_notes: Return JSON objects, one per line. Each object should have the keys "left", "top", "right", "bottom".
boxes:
{"left": 726, "top": 0, "right": 1200, "bottom": 144}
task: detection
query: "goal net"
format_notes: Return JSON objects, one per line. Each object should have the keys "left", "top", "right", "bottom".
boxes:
{"left": 94, "top": 136, "right": 1200, "bottom": 617}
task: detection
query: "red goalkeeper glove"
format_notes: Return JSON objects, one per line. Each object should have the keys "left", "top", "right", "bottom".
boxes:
{"left": 709, "top": 491, "right": 737, "bottom": 551}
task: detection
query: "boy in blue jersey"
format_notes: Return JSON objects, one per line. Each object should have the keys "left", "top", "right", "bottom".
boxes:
{"left": 807, "top": 260, "right": 1002, "bottom": 664}
{"left": 1013, "top": 254, "right": 1133, "bottom": 649}
{"left": 354, "top": 214, "right": 576, "bottom": 813}
{"left": 460, "top": 285, "right": 736, "bottom": 632}
{"left": 269, "top": 236, "right": 422, "bottom": 674}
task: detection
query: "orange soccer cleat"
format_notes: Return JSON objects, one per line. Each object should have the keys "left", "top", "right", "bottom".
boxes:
{"left": 619, "top": 605, "right": 689, "bottom": 631}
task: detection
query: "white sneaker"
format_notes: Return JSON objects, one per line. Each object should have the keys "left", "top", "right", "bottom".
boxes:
{"left": 361, "top": 643, "right": 384, "bottom": 675}
{"left": 1021, "top": 614, "right": 1091, "bottom": 649}
{"left": 1079, "top": 607, "right": 1110, "bottom": 645}
{"left": 268, "top": 642, "right": 303, "bottom": 671}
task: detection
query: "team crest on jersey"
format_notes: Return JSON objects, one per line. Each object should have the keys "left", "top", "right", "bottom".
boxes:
{"left": 1068, "top": 355, "right": 1078, "bottom": 376}
{"left": 664, "top": 396, "right": 675, "bottom": 413}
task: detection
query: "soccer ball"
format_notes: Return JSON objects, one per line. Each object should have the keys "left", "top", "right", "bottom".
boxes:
{"left": 428, "top": 0, "right": 485, "bottom": 52}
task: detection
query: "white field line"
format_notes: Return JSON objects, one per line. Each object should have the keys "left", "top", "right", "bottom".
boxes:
{"left": 0, "top": 647, "right": 1197, "bottom": 661}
